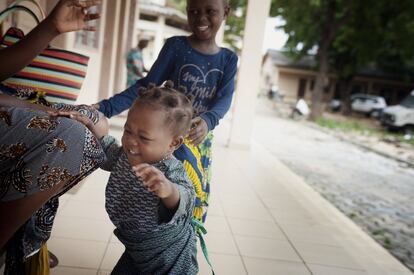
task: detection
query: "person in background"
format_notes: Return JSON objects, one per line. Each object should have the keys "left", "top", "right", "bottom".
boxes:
{"left": 126, "top": 38, "right": 149, "bottom": 87}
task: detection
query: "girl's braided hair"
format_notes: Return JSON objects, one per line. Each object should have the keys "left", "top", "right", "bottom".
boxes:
{"left": 136, "top": 80, "right": 193, "bottom": 136}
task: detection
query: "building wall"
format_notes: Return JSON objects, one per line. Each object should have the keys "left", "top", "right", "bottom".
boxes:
{"left": 260, "top": 57, "right": 278, "bottom": 97}
{"left": 136, "top": 17, "right": 189, "bottom": 68}
{"left": 278, "top": 72, "right": 301, "bottom": 103}
{"left": 271, "top": 66, "right": 414, "bottom": 106}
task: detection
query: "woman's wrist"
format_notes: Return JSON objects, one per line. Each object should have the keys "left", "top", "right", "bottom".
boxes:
{"left": 40, "top": 17, "right": 61, "bottom": 38}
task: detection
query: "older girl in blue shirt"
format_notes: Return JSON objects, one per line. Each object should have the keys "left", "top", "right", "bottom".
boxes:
{"left": 95, "top": 0, "right": 238, "bottom": 223}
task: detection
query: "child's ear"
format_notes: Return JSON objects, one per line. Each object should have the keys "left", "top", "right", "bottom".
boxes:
{"left": 170, "top": 135, "right": 184, "bottom": 151}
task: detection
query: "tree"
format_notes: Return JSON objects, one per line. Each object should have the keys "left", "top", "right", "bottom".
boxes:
{"left": 272, "top": 0, "right": 354, "bottom": 120}
{"left": 167, "top": 0, "right": 186, "bottom": 13}
{"left": 330, "top": 0, "right": 414, "bottom": 114}
{"left": 329, "top": 0, "right": 382, "bottom": 115}
{"left": 273, "top": 0, "right": 414, "bottom": 119}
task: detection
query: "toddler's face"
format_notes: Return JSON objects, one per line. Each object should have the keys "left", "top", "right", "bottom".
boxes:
{"left": 121, "top": 103, "right": 177, "bottom": 166}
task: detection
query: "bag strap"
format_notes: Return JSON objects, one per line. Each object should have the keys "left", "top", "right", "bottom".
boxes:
{"left": 9, "top": 0, "right": 45, "bottom": 20}
{"left": 192, "top": 218, "right": 216, "bottom": 275}
{"left": 0, "top": 5, "right": 40, "bottom": 25}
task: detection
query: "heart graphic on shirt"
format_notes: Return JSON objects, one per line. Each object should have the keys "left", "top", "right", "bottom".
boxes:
{"left": 178, "top": 64, "right": 223, "bottom": 99}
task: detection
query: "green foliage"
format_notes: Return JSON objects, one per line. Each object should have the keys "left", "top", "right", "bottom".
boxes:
{"left": 223, "top": 0, "right": 247, "bottom": 53}
{"left": 167, "top": 0, "right": 186, "bottom": 13}
{"left": 224, "top": 0, "right": 282, "bottom": 53}
{"left": 272, "top": 0, "right": 414, "bottom": 81}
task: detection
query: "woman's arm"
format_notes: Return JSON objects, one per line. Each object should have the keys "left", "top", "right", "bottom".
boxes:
{"left": 0, "top": 0, "right": 101, "bottom": 81}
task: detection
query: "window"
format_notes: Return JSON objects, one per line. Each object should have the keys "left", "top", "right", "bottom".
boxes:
{"left": 310, "top": 79, "right": 315, "bottom": 91}
{"left": 139, "top": 13, "right": 158, "bottom": 22}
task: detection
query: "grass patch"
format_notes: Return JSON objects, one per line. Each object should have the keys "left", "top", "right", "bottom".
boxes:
{"left": 394, "top": 134, "right": 414, "bottom": 146}
{"left": 316, "top": 118, "right": 373, "bottom": 132}
{"left": 316, "top": 117, "right": 414, "bottom": 147}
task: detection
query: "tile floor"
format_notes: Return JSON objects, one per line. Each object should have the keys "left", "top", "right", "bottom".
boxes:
{"left": 3, "top": 116, "right": 412, "bottom": 275}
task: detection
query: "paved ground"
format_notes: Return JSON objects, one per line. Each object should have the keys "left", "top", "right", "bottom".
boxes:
{"left": 253, "top": 101, "right": 414, "bottom": 271}
{"left": 2, "top": 108, "right": 412, "bottom": 275}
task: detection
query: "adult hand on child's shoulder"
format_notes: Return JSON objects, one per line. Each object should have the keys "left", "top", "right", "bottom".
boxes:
{"left": 48, "top": 110, "right": 108, "bottom": 139}
{"left": 47, "top": 0, "right": 101, "bottom": 34}
{"left": 188, "top": 117, "right": 208, "bottom": 146}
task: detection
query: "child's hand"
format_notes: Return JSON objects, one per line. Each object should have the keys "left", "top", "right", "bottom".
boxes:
{"left": 48, "top": 110, "right": 108, "bottom": 138}
{"left": 133, "top": 164, "right": 180, "bottom": 209}
{"left": 188, "top": 117, "right": 208, "bottom": 146}
{"left": 91, "top": 103, "right": 100, "bottom": 110}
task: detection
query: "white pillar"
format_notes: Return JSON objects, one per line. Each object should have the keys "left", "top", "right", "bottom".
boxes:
{"left": 216, "top": 21, "right": 225, "bottom": 46}
{"left": 228, "top": 0, "right": 271, "bottom": 149}
{"left": 154, "top": 15, "right": 166, "bottom": 56}
{"left": 98, "top": 0, "right": 121, "bottom": 99}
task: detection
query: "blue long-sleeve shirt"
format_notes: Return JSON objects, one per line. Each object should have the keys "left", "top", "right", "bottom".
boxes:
{"left": 98, "top": 36, "right": 238, "bottom": 131}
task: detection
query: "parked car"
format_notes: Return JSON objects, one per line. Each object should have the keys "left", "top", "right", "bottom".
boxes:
{"left": 381, "top": 90, "right": 414, "bottom": 134}
{"left": 350, "top": 94, "right": 387, "bottom": 117}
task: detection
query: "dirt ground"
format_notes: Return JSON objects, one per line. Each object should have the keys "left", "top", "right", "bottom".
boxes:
{"left": 270, "top": 99, "right": 414, "bottom": 167}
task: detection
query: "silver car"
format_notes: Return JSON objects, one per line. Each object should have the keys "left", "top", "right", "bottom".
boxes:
{"left": 351, "top": 94, "right": 387, "bottom": 117}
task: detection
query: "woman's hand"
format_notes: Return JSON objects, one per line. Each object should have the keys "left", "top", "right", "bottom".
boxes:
{"left": 47, "top": 0, "right": 101, "bottom": 34}
{"left": 133, "top": 164, "right": 180, "bottom": 209}
{"left": 48, "top": 110, "right": 108, "bottom": 139}
{"left": 0, "top": 0, "right": 101, "bottom": 81}
{"left": 188, "top": 117, "right": 208, "bottom": 146}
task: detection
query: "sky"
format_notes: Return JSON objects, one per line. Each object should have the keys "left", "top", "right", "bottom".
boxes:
{"left": 262, "top": 17, "right": 288, "bottom": 54}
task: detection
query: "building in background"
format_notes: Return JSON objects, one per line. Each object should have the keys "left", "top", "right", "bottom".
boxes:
{"left": 0, "top": 0, "right": 191, "bottom": 105}
{"left": 137, "top": 0, "right": 190, "bottom": 67}
{"left": 262, "top": 49, "right": 414, "bottom": 106}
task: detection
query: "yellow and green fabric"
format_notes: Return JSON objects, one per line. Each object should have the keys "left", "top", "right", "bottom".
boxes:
{"left": 173, "top": 132, "right": 213, "bottom": 222}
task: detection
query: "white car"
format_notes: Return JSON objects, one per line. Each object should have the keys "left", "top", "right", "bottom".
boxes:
{"left": 351, "top": 94, "right": 387, "bottom": 117}
{"left": 381, "top": 91, "right": 414, "bottom": 134}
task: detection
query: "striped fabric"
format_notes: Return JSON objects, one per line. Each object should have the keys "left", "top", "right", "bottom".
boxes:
{"left": 0, "top": 27, "right": 89, "bottom": 104}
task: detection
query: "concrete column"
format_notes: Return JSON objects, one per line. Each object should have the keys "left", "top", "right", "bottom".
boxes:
{"left": 113, "top": 0, "right": 133, "bottom": 91}
{"left": 98, "top": 0, "right": 121, "bottom": 99}
{"left": 154, "top": 15, "right": 166, "bottom": 56}
{"left": 227, "top": 0, "right": 271, "bottom": 149}
{"left": 216, "top": 21, "right": 225, "bottom": 46}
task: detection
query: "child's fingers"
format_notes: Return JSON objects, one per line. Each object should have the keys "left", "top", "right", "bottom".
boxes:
{"left": 141, "top": 170, "right": 158, "bottom": 184}
{"left": 65, "top": 111, "right": 87, "bottom": 122}
{"left": 91, "top": 103, "right": 100, "bottom": 110}
{"left": 48, "top": 110, "right": 71, "bottom": 117}
{"left": 191, "top": 117, "right": 202, "bottom": 125}
{"left": 188, "top": 128, "right": 200, "bottom": 140}
{"left": 192, "top": 135, "right": 204, "bottom": 146}
{"left": 144, "top": 178, "right": 161, "bottom": 192}
{"left": 133, "top": 163, "right": 152, "bottom": 174}
{"left": 133, "top": 164, "right": 159, "bottom": 181}
{"left": 72, "top": 0, "right": 102, "bottom": 8}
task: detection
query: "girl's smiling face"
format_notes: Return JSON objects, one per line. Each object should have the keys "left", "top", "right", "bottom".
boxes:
{"left": 186, "top": 0, "right": 230, "bottom": 43}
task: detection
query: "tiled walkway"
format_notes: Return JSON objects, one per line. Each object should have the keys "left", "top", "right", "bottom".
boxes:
{"left": 30, "top": 115, "right": 414, "bottom": 274}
